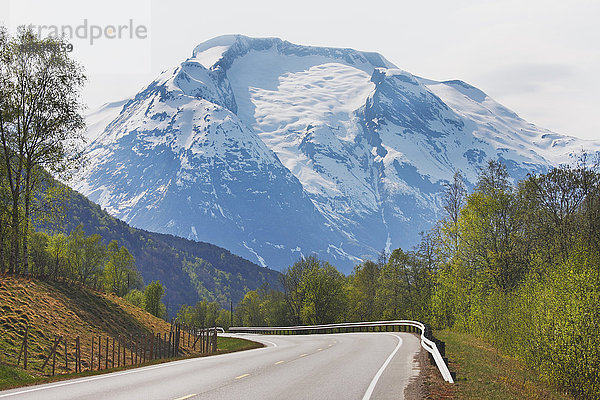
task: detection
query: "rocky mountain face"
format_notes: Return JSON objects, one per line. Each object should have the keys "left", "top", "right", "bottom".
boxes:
{"left": 76, "top": 35, "right": 600, "bottom": 273}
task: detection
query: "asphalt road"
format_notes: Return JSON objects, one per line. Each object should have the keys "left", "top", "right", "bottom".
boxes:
{"left": 0, "top": 332, "right": 422, "bottom": 400}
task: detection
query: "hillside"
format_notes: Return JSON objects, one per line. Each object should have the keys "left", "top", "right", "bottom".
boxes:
{"left": 39, "top": 186, "right": 281, "bottom": 316}
{"left": 0, "top": 275, "right": 260, "bottom": 389}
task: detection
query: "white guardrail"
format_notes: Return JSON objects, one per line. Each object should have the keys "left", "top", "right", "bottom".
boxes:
{"left": 229, "top": 320, "right": 454, "bottom": 383}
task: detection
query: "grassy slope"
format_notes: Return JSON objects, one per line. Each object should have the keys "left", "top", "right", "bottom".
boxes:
{"left": 0, "top": 275, "right": 260, "bottom": 390}
{"left": 424, "top": 330, "right": 573, "bottom": 400}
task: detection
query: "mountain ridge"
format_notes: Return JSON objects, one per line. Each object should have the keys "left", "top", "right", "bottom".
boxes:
{"left": 75, "top": 35, "right": 600, "bottom": 272}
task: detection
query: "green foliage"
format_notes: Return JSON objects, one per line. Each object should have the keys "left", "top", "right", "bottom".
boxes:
{"left": 298, "top": 260, "right": 346, "bottom": 324}
{"left": 0, "top": 26, "right": 85, "bottom": 275}
{"left": 29, "top": 231, "right": 51, "bottom": 276}
{"left": 236, "top": 291, "right": 264, "bottom": 326}
{"left": 45, "top": 233, "right": 68, "bottom": 280}
{"left": 67, "top": 225, "right": 106, "bottom": 286}
{"left": 279, "top": 256, "right": 346, "bottom": 325}
{"left": 143, "top": 281, "right": 166, "bottom": 319}
{"left": 103, "top": 240, "right": 140, "bottom": 296}
{"left": 124, "top": 289, "right": 144, "bottom": 308}
{"left": 376, "top": 248, "right": 432, "bottom": 321}
{"left": 176, "top": 299, "right": 231, "bottom": 330}
{"left": 346, "top": 260, "right": 380, "bottom": 321}
{"left": 429, "top": 158, "right": 600, "bottom": 398}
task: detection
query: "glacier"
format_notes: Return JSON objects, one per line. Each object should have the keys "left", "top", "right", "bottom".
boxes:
{"left": 76, "top": 35, "right": 600, "bottom": 273}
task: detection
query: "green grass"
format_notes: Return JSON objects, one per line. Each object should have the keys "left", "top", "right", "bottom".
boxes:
{"left": 0, "top": 365, "right": 37, "bottom": 389}
{"left": 429, "top": 330, "right": 572, "bottom": 400}
{"left": 217, "top": 336, "right": 263, "bottom": 353}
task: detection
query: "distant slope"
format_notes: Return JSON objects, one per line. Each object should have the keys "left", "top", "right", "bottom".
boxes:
{"left": 40, "top": 187, "right": 281, "bottom": 316}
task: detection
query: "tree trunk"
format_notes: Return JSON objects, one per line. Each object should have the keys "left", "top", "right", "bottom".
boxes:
{"left": 0, "top": 217, "right": 5, "bottom": 273}
{"left": 22, "top": 172, "right": 30, "bottom": 275}
{"left": 11, "top": 191, "right": 20, "bottom": 274}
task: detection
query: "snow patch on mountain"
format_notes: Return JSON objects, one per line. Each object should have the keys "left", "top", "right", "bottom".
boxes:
{"left": 77, "top": 35, "right": 600, "bottom": 272}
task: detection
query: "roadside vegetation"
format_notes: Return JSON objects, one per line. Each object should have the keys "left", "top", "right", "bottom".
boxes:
{"left": 219, "top": 158, "right": 600, "bottom": 399}
{"left": 425, "top": 330, "right": 572, "bottom": 400}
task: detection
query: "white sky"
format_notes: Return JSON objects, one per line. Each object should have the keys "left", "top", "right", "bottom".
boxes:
{"left": 2, "top": 0, "right": 599, "bottom": 141}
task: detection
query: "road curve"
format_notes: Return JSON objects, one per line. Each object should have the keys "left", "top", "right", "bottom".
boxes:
{"left": 0, "top": 332, "right": 422, "bottom": 400}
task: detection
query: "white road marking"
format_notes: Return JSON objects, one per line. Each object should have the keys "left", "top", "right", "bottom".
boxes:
{"left": 173, "top": 394, "right": 196, "bottom": 400}
{"left": 0, "top": 342, "right": 270, "bottom": 398}
{"left": 260, "top": 339, "right": 278, "bottom": 348}
{"left": 362, "top": 334, "right": 403, "bottom": 400}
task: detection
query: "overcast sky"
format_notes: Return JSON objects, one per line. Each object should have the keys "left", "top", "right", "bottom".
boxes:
{"left": 2, "top": 0, "right": 599, "bottom": 141}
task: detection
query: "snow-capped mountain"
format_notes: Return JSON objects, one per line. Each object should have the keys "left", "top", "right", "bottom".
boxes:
{"left": 77, "top": 35, "right": 600, "bottom": 273}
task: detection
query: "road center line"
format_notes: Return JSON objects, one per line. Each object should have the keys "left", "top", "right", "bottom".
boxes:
{"left": 173, "top": 394, "right": 197, "bottom": 400}
{"left": 299, "top": 353, "right": 308, "bottom": 357}
{"left": 274, "top": 360, "right": 285, "bottom": 365}
{"left": 235, "top": 374, "right": 250, "bottom": 379}
{"left": 362, "top": 334, "right": 403, "bottom": 400}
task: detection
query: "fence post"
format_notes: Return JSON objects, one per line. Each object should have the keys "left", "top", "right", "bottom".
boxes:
{"left": 158, "top": 334, "right": 161, "bottom": 359}
{"left": 52, "top": 336, "right": 58, "bottom": 376}
{"left": 91, "top": 337, "right": 94, "bottom": 371}
{"left": 17, "top": 323, "right": 28, "bottom": 370}
{"left": 41, "top": 336, "right": 60, "bottom": 373}
{"left": 176, "top": 324, "right": 180, "bottom": 356}
{"left": 105, "top": 336, "right": 109, "bottom": 370}
{"left": 112, "top": 337, "right": 115, "bottom": 368}
{"left": 163, "top": 333, "right": 167, "bottom": 358}
{"left": 97, "top": 336, "right": 101, "bottom": 371}
{"left": 64, "top": 336, "right": 68, "bottom": 372}
{"left": 175, "top": 325, "right": 179, "bottom": 356}
{"left": 76, "top": 336, "right": 81, "bottom": 373}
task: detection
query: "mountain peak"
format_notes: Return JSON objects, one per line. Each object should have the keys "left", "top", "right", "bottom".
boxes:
{"left": 189, "top": 35, "right": 396, "bottom": 71}
{"left": 78, "top": 38, "right": 600, "bottom": 272}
